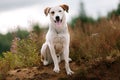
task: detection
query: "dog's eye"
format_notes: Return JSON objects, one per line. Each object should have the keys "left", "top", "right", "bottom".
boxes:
{"left": 59, "top": 10, "right": 62, "bottom": 12}
{"left": 51, "top": 11, "right": 55, "bottom": 15}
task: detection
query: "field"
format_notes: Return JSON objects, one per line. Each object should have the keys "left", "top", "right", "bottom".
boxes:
{"left": 0, "top": 14, "right": 120, "bottom": 79}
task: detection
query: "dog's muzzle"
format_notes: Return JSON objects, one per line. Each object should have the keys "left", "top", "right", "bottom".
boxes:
{"left": 54, "top": 16, "right": 62, "bottom": 25}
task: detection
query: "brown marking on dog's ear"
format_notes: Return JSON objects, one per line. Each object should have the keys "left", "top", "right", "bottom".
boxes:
{"left": 60, "top": 4, "right": 69, "bottom": 12}
{"left": 44, "top": 7, "right": 51, "bottom": 16}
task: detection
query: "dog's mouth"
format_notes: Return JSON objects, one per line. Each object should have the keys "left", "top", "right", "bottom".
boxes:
{"left": 54, "top": 19, "right": 62, "bottom": 25}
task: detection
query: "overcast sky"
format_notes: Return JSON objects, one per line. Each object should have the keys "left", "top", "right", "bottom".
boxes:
{"left": 0, "top": 0, "right": 119, "bottom": 34}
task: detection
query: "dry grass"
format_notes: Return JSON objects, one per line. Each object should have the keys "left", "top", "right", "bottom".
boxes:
{"left": 69, "top": 16, "right": 120, "bottom": 64}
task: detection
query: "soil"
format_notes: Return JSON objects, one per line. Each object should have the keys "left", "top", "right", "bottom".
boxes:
{"left": 6, "top": 62, "right": 79, "bottom": 80}
{"left": 6, "top": 57, "right": 120, "bottom": 80}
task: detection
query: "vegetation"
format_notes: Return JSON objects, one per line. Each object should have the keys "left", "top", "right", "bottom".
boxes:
{"left": 0, "top": 33, "right": 42, "bottom": 79}
{"left": 108, "top": 3, "right": 120, "bottom": 18}
{"left": 0, "top": 2, "right": 120, "bottom": 80}
{"left": 0, "top": 33, "right": 13, "bottom": 55}
{"left": 71, "top": 2, "right": 95, "bottom": 32}
{"left": 0, "top": 29, "right": 29, "bottom": 55}
{"left": 70, "top": 16, "right": 120, "bottom": 63}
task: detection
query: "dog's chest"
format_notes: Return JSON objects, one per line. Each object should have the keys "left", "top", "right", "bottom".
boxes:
{"left": 53, "top": 34, "right": 65, "bottom": 54}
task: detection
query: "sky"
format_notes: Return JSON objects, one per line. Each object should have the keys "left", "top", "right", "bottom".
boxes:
{"left": 0, "top": 0, "right": 119, "bottom": 34}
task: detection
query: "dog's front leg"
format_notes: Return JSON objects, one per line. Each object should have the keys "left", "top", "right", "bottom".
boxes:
{"left": 48, "top": 43, "right": 60, "bottom": 73}
{"left": 64, "top": 46, "right": 74, "bottom": 75}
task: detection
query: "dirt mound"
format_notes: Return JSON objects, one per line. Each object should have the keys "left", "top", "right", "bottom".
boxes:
{"left": 6, "top": 57, "right": 120, "bottom": 80}
{"left": 6, "top": 62, "right": 79, "bottom": 80}
{"left": 66, "top": 57, "right": 120, "bottom": 80}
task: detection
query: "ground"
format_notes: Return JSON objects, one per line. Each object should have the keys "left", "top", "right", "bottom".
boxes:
{"left": 6, "top": 62, "right": 79, "bottom": 80}
{"left": 6, "top": 56, "right": 120, "bottom": 80}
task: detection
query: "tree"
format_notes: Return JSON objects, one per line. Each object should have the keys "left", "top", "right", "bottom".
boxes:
{"left": 108, "top": 2, "right": 120, "bottom": 18}
{"left": 79, "top": 2, "right": 87, "bottom": 22}
{"left": 70, "top": 2, "right": 95, "bottom": 28}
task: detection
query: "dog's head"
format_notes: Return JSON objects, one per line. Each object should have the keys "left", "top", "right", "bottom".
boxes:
{"left": 44, "top": 4, "right": 69, "bottom": 27}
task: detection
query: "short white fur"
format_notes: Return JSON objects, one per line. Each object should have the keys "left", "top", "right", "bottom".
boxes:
{"left": 41, "top": 4, "right": 74, "bottom": 75}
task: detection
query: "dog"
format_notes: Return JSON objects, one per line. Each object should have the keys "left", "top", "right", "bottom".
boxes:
{"left": 41, "top": 4, "right": 74, "bottom": 75}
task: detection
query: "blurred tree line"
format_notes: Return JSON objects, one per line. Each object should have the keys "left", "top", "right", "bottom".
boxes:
{"left": 0, "top": 29, "right": 29, "bottom": 55}
{"left": 0, "top": 24, "right": 41, "bottom": 56}
{"left": 71, "top": 2, "right": 120, "bottom": 33}
{"left": 108, "top": 3, "right": 120, "bottom": 18}
{"left": 71, "top": 2, "right": 95, "bottom": 27}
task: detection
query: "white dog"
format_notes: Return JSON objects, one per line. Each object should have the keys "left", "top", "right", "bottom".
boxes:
{"left": 41, "top": 4, "right": 74, "bottom": 75}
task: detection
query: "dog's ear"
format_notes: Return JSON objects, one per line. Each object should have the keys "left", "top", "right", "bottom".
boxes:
{"left": 60, "top": 4, "right": 69, "bottom": 12}
{"left": 44, "top": 7, "right": 51, "bottom": 16}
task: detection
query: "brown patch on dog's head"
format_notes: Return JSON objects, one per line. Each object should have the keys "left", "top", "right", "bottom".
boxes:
{"left": 60, "top": 4, "right": 69, "bottom": 12}
{"left": 44, "top": 7, "right": 51, "bottom": 16}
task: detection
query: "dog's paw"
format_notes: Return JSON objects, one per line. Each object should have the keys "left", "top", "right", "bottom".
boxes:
{"left": 67, "top": 70, "right": 74, "bottom": 75}
{"left": 53, "top": 67, "right": 60, "bottom": 73}
{"left": 43, "top": 60, "right": 49, "bottom": 66}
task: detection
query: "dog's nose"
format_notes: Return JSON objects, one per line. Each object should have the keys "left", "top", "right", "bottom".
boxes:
{"left": 56, "top": 16, "right": 60, "bottom": 21}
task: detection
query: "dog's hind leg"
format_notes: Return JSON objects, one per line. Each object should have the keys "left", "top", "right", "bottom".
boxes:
{"left": 59, "top": 53, "right": 72, "bottom": 63}
{"left": 41, "top": 43, "right": 53, "bottom": 65}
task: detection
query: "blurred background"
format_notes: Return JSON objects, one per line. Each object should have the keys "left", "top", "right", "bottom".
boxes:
{"left": 0, "top": 0, "right": 119, "bottom": 34}
{"left": 0, "top": 0, "right": 119, "bottom": 55}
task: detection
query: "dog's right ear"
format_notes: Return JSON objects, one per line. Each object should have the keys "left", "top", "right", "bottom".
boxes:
{"left": 44, "top": 7, "right": 51, "bottom": 16}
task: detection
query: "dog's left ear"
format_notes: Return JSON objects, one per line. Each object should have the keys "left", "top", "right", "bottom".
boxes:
{"left": 60, "top": 4, "right": 69, "bottom": 12}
